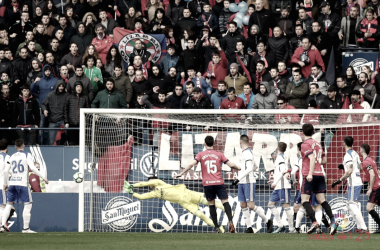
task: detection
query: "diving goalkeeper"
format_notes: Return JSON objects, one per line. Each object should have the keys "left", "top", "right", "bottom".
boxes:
{"left": 123, "top": 177, "right": 227, "bottom": 233}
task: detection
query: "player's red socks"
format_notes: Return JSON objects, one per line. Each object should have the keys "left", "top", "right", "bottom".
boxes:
{"left": 369, "top": 210, "right": 380, "bottom": 226}
{"left": 209, "top": 205, "right": 219, "bottom": 228}
{"left": 223, "top": 203, "right": 233, "bottom": 221}
{"left": 302, "top": 201, "right": 316, "bottom": 222}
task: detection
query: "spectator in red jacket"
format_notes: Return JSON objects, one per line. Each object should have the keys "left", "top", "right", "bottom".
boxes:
{"left": 275, "top": 96, "right": 301, "bottom": 124}
{"left": 218, "top": 87, "right": 246, "bottom": 122}
{"left": 92, "top": 24, "right": 114, "bottom": 65}
{"left": 291, "top": 37, "right": 325, "bottom": 78}
{"left": 203, "top": 40, "right": 228, "bottom": 90}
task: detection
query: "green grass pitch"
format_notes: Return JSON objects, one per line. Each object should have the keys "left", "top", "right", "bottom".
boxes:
{"left": 1, "top": 232, "right": 380, "bottom": 250}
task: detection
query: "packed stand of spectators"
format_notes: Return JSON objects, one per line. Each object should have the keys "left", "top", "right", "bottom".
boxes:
{"left": 0, "top": 0, "right": 379, "bottom": 145}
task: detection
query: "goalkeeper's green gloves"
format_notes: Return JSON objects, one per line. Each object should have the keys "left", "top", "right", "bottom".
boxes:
{"left": 123, "top": 181, "right": 134, "bottom": 193}
{"left": 331, "top": 180, "right": 342, "bottom": 188}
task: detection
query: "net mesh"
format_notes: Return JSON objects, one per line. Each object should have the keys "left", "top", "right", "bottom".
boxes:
{"left": 82, "top": 111, "right": 380, "bottom": 233}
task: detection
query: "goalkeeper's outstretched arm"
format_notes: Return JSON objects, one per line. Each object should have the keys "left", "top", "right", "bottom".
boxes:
{"left": 133, "top": 179, "right": 165, "bottom": 188}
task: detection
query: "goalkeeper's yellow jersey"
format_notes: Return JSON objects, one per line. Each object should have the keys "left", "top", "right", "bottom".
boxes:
{"left": 132, "top": 179, "right": 188, "bottom": 204}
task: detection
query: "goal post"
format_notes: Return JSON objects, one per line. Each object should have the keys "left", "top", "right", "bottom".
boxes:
{"left": 79, "top": 109, "right": 380, "bottom": 233}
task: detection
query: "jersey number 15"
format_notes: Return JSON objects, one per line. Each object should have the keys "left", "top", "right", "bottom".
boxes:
{"left": 205, "top": 160, "right": 217, "bottom": 174}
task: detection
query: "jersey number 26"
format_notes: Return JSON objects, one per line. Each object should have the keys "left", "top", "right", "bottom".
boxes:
{"left": 12, "top": 160, "right": 25, "bottom": 174}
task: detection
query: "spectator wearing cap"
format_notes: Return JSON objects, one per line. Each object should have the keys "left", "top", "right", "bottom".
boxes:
{"left": 249, "top": 41, "right": 275, "bottom": 74}
{"left": 275, "top": 96, "right": 301, "bottom": 124}
{"left": 218, "top": 87, "right": 246, "bottom": 122}
{"left": 306, "top": 64, "right": 329, "bottom": 96}
{"left": 318, "top": 1, "right": 341, "bottom": 40}
{"left": 300, "top": 99, "right": 320, "bottom": 125}
{"left": 268, "top": 67, "right": 287, "bottom": 97}
{"left": 347, "top": 89, "right": 371, "bottom": 123}
{"left": 356, "top": 8, "right": 380, "bottom": 49}
{"left": 203, "top": 42, "right": 228, "bottom": 90}
{"left": 286, "top": 69, "right": 309, "bottom": 109}
{"left": 211, "top": 81, "right": 228, "bottom": 109}
{"left": 199, "top": 27, "right": 211, "bottom": 47}
{"left": 221, "top": 21, "right": 246, "bottom": 63}
{"left": 197, "top": 3, "right": 218, "bottom": 34}
{"left": 224, "top": 63, "right": 247, "bottom": 95}
{"left": 252, "top": 60, "right": 271, "bottom": 94}
{"left": 291, "top": 37, "right": 325, "bottom": 79}
{"left": 336, "top": 75, "right": 353, "bottom": 100}
{"left": 237, "top": 83, "right": 255, "bottom": 109}
{"left": 354, "top": 72, "right": 377, "bottom": 106}
{"left": 13, "top": 84, "right": 40, "bottom": 145}
{"left": 305, "top": 83, "right": 327, "bottom": 109}
{"left": 320, "top": 86, "right": 343, "bottom": 109}
{"left": 248, "top": 81, "right": 278, "bottom": 123}
{"left": 64, "top": 81, "right": 90, "bottom": 145}
{"left": 186, "top": 87, "right": 213, "bottom": 109}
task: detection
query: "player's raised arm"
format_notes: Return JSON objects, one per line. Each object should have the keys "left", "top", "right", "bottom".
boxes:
{"left": 174, "top": 159, "right": 198, "bottom": 178}
{"left": 226, "top": 161, "right": 241, "bottom": 170}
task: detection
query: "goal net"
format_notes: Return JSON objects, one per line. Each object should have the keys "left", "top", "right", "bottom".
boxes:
{"left": 79, "top": 109, "right": 380, "bottom": 233}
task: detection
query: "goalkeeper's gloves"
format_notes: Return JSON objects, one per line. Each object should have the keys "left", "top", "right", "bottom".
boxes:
{"left": 338, "top": 164, "right": 344, "bottom": 170}
{"left": 331, "top": 179, "right": 342, "bottom": 188}
{"left": 232, "top": 179, "right": 239, "bottom": 185}
{"left": 123, "top": 181, "right": 133, "bottom": 192}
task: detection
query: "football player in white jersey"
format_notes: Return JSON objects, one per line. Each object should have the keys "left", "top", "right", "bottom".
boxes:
{"left": 331, "top": 136, "right": 367, "bottom": 232}
{"left": 0, "top": 139, "right": 49, "bottom": 233}
{"left": 268, "top": 142, "right": 294, "bottom": 233}
{"left": 232, "top": 135, "right": 273, "bottom": 233}
{"left": 0, "top": 139, "right": 11, "bottom": 231}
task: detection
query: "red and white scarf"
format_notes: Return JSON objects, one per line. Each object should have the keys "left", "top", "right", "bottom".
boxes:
{"left": 166, "top": 37, "right": 175, "bottom": 46}
{"left": 202, "top": 13, "right": 212, "bottom": 28}
{"left": 134, "top": 28, "right": 144, "bottom": 33}
{"left": 255, "top": 70, "right": 265, "bottom": 89}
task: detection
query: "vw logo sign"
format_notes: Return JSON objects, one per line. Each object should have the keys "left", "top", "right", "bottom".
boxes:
{"left": 140, "top": 152, "right": 159, "bottom": 177}
{"left": 329, "top": 197, "right": 356, "bottom": 232}
{"left": 349, "top": 58, "right": 374, "bottom": 76}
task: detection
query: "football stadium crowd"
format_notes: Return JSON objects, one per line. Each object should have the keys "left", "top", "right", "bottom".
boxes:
{"left": 0, "top": 0, "right": 379, "bottom": 145}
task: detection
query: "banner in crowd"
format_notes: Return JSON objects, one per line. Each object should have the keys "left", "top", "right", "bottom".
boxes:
{"left": 341, "top": 52, "right": 378, "bottom": 76}
{"left": 113, "top": 28, "right": 167, "bottom": 64}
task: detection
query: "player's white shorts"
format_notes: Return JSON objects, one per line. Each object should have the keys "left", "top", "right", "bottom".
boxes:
{"left": 347, "top": 186, "right": 362, "bottom": 202}
{"left": 7, "top": 186, "right": 33, "bottom": 203}
{"left": 270, "top": 189, "right": 290, "bottom": 203}
{"left": 238, "top": 183, "right": 256, "bottom": 202}
{"left": 0, "top": 189, "right": 6, "bottom": 205}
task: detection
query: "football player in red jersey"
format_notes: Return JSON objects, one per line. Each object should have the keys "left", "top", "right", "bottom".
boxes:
{"left": 300, "top": 123, "right": 338, "bottom": 235}
{"left": 175, "top": 136, "right": 240, "bottom": 233}
{"left": 360, "top": 143, "right": 380, "bottom": 234}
